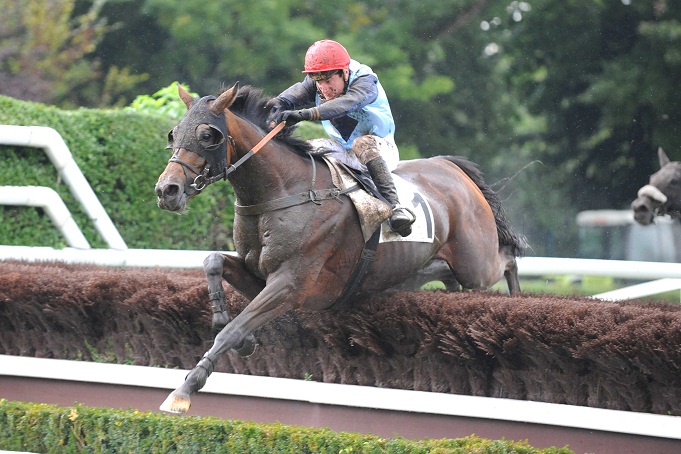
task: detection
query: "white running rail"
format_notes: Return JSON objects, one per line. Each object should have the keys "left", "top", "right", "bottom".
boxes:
{"left": 0, "top": 125, "right": 127, "bottom": 250}
{"left": 0, "top": 246, "right": 679, "bottom": 301}
{"left": 593, "top": 278, "right": 681, "bottom": 302}
{"left": 1, "top": 354, "right": 679, "bottom": 441}
{"left": 0, "top": 186, "right": 90, "bottom": 249}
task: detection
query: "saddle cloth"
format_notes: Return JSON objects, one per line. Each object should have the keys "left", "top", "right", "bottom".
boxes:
{"left": 322, "top": 156, "right": 435, "bottom": 244}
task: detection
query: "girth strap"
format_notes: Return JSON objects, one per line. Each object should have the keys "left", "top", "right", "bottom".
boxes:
{"left": 235, "top": 151, "right": 360, "bottom": 216}
{"left": 331, "top": 226, "right": 381, "bottom": 311}
{"left": 235, "top": 186, "right": 359, "bottom": 216}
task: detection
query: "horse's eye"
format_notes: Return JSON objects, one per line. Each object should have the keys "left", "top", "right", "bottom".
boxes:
{"left": 166, "top": 129, "right": 175, "bottom": 150}
{"left": 197, "top": 127, "right": 215, "bottom": 145}
{"left": 198, "top": 125, "right": 225, "bottom": 150}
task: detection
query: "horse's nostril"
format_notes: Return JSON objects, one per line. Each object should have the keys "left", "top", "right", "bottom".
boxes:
{"left": 164, "top": 185, "right": 179, "bottom": 197}
{"left": 155, "top": 183, "right": 179, "bottom": 199}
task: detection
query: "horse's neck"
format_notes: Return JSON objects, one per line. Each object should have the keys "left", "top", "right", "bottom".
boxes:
{"left": 227, "top": 115, "right": 310, "bottom": 206}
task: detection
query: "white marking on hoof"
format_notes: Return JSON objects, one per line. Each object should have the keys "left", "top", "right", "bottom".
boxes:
{"left": 159, "top": 391, "right": 191, "bottom": 415}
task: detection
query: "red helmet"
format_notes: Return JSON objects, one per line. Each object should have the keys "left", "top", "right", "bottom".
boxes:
{"left": 302, "top": 40, "right": 351, "bottom": 74}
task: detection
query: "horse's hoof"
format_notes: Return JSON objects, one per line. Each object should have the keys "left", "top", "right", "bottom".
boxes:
{"left": 235, "top": 335, "right": 258, "bottom": 357}
{"left": 159, "top": 390, "right": 191, "bottom": 415}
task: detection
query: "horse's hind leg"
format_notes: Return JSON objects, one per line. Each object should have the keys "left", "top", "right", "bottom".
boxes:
{"left": 203, "top": 252, "right": 264, "bottom": 356}
{"left": 420, "top": 259, "right": 461, "bottom": 291}
{"left": 502, "top": 247, "right": 521, "bottom": 295}
{"left": 390, "top": 259, "right": 461, "bottom": 291}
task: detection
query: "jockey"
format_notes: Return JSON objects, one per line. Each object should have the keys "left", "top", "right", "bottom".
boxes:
{"left": 268, "top": 39, "right": 416, "bottom": 237}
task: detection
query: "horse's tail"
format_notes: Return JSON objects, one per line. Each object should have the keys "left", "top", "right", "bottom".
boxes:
{"left": 441, "top": 156, "right": 528, "bottom": 258}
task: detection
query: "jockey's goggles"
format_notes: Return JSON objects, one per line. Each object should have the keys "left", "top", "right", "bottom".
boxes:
{"left": 309, "top": 70, "right": 341, "bottom": 82}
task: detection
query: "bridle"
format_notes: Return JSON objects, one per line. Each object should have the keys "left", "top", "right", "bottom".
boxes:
{"left": 169, "top": 134, "right": 236, "bottom": 192}
{"left": 168, "top": 121, "right": 286, "bottom": 193}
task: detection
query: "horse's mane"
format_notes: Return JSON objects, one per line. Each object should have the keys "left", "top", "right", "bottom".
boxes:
{"left": 442, "top": 156, "right": 527, "bottom": 257}
{"left": 219, "top": 85, "right": 313, "bottom": 155}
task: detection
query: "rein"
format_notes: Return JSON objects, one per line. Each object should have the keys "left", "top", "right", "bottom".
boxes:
{"left": 222, "top": 121, "right": 287, "bottom": 178}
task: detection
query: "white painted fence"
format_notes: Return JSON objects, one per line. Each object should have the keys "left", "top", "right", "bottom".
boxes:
{"left": 2, "top": 355, "right": 679, "bottom": 441}
{"left": 1, "top": 244, "right": 680, "bottom": 277}
{"left": 0, "top": 125, "right": 127, "bottom": 249}
{"left": 0, "top": 186, "right": 90, "bottom": 249}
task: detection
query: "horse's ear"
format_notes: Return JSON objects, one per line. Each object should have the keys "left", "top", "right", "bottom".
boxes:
{"left": 210, "top": 82, "right": 239, "bottom": 115}
{"left": 658, "top": 147, "right": 671, "bottom": 167}
{"left": 177, "top": 84, "right": 194, "bottom": 109}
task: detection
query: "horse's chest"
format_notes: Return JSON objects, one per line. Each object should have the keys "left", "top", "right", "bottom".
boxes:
{"left": 234, "top": 214, "right": 306, "bottom": 277}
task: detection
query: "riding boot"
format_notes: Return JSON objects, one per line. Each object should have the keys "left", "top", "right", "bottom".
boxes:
{"left": 366, "top": 157, "right": 416, "bottom": 237}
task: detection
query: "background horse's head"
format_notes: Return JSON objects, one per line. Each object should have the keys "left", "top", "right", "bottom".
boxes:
{"left": 631, "top": 147, "right": 681, "bottom": 225}
{"left": 155, "top": 84, "right": 237, "bottom": 212}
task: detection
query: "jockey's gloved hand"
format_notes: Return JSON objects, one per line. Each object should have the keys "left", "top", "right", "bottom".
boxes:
{"left": 272, "top": 109, "right": 313, "bottom": 127}
{"left": 266, "top": 98, "right": 286, "bottom": 126}
{"left": 265, "top": 98, "right": 288, "bottom": 129}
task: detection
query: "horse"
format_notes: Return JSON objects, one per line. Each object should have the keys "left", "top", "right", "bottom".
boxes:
{"left": 632, "top": 148, "right": 681, "bottom": 225}
{"left": 154, "top": 83, "right": 526, "bottom": 414}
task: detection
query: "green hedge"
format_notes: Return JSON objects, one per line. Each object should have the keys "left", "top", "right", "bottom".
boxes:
{"left": 0, "top": 400, "right": 572, "bottom": 454}
{"left": 0, "top": 95, "right": 235, "bottom": 250}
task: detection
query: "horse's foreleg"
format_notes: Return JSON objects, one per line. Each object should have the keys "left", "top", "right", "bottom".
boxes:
{"left": 213, "top": 252, "right": 267, "bottom": 300}
{"left": 203, "top": 252, "right": 265, "bottom": 356}
{"left": 160, "top": 279, "right": 296, "bottom": 414}
{"left": 204, "top": 253, "right": 232, "bottom": 332}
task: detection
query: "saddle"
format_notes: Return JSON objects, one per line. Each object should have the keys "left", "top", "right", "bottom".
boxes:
{"left": 322, "top": 156, "right": 391, "bottom": 241}
{"left": 322, "top": 156, "right": 435, "bottom": 244}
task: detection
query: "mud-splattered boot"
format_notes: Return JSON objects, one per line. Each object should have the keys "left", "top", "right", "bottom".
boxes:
{"left": 366, "top": 157, "right": 416, "bottom": 237}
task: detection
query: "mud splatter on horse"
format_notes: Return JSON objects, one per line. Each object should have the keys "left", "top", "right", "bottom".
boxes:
{"left": 154, "top": 83, "right": 525, "bottom": 413}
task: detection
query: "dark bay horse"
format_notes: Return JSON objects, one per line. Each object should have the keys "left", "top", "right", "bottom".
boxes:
{"left": 632, "top": 148, "right": 681, "bottom": 225}
{"left": 154, "top": 83, "right": 526, "bottom": 414}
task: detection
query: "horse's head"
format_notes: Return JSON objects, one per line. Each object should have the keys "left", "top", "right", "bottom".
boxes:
{"left": 155, "top": 84, "right": 238, "bottom": 212}
{"left": 631, "top": 148, "right": 681, "bottom": 225}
